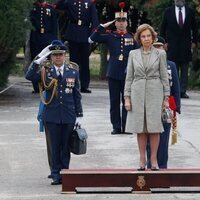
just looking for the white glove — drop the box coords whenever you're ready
[75,117,82,127]
[38,44,51,58]
[101,20,116,28]
[34,52,51,65]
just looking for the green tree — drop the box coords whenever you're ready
[0,0,32,87]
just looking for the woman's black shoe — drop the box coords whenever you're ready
[137,166,146,171]
[151,166,159,171]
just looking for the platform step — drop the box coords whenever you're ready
[61,168,200,193]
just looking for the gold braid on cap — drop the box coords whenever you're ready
[39,61,58,105]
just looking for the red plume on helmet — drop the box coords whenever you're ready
[119,2,125,10]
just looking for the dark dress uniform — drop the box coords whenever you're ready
[30,1,58,92]
[54,0,99,92]
[90,25,139,133]
[26,61,83,183]
[147,60,181,169]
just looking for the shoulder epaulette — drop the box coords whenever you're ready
[68,61,79,71]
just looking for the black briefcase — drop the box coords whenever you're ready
[70,126,88,155]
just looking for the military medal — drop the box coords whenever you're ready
[66,78,75,87]
[65,88,70,94]
[46,8,51,16]
[41,28,44,33]
[125,38,133,46]
[118,54,123,61]
[78,20,82,26]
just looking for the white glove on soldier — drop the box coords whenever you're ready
[34,52,51,65]
[75,117,82,127]
[38,44,51,57]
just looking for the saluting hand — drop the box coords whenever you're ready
[101,20,116,28]
[38,44,52,58]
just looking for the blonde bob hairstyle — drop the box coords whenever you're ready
[134,24,157,45]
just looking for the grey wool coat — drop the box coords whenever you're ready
[124,47,170,134]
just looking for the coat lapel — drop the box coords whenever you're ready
[63,64,70,80]
[172,5,179,28]
[146,47,159,70]
[134,49,144,68]
[49,65,57,79]
[183,6,189,28]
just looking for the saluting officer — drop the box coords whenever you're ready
[89,2,139,134]
[26,40,83,185]
[54,0,99,93]
[30,0,58,93]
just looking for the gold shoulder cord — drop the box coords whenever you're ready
[39,64,58,105]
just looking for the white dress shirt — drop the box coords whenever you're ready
[54,65,64,76]
[175,6,186,25]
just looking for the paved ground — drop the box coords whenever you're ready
[0,76,200,200]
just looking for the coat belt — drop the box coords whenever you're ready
[134,76,160,81]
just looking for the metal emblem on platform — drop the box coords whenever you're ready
[136,176,146,189]
[118,54,124,61]
[78,20,82,26]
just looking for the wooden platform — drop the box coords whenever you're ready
[61,168,200,193]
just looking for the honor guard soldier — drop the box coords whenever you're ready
[147,36,181,169]
[26,40,83,185]
[54,0,99,93]
[89,2,139,134]
[30,0,58,93]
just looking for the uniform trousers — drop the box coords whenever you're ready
[46,122,74,180]
[108,78,127,132]
[175,62,189,94]
[68,41,90,89]
[44,124,52,171]
[146,123,171,169]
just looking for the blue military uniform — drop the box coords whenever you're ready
[55,0,99,92]
[90,25,139,133]
[30,1,58,92]
[26,46,83,183]
[147,60,181,168]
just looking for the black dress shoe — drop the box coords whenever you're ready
[151,166,159,171]
[51,179,62,185]
[111,129,121,135]
[81,88,91,93]
[181,93,189,99]
[137,166,146,171]
[122,132,133,135]
[48,174,52,179]
[32,90,39,94]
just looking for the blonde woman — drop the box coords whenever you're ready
[124,24,170,170]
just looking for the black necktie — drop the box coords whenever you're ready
[178,7,183,28]
[57,69,62,81]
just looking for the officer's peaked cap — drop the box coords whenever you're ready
[153,36,165,46]
[49,40,67,54]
